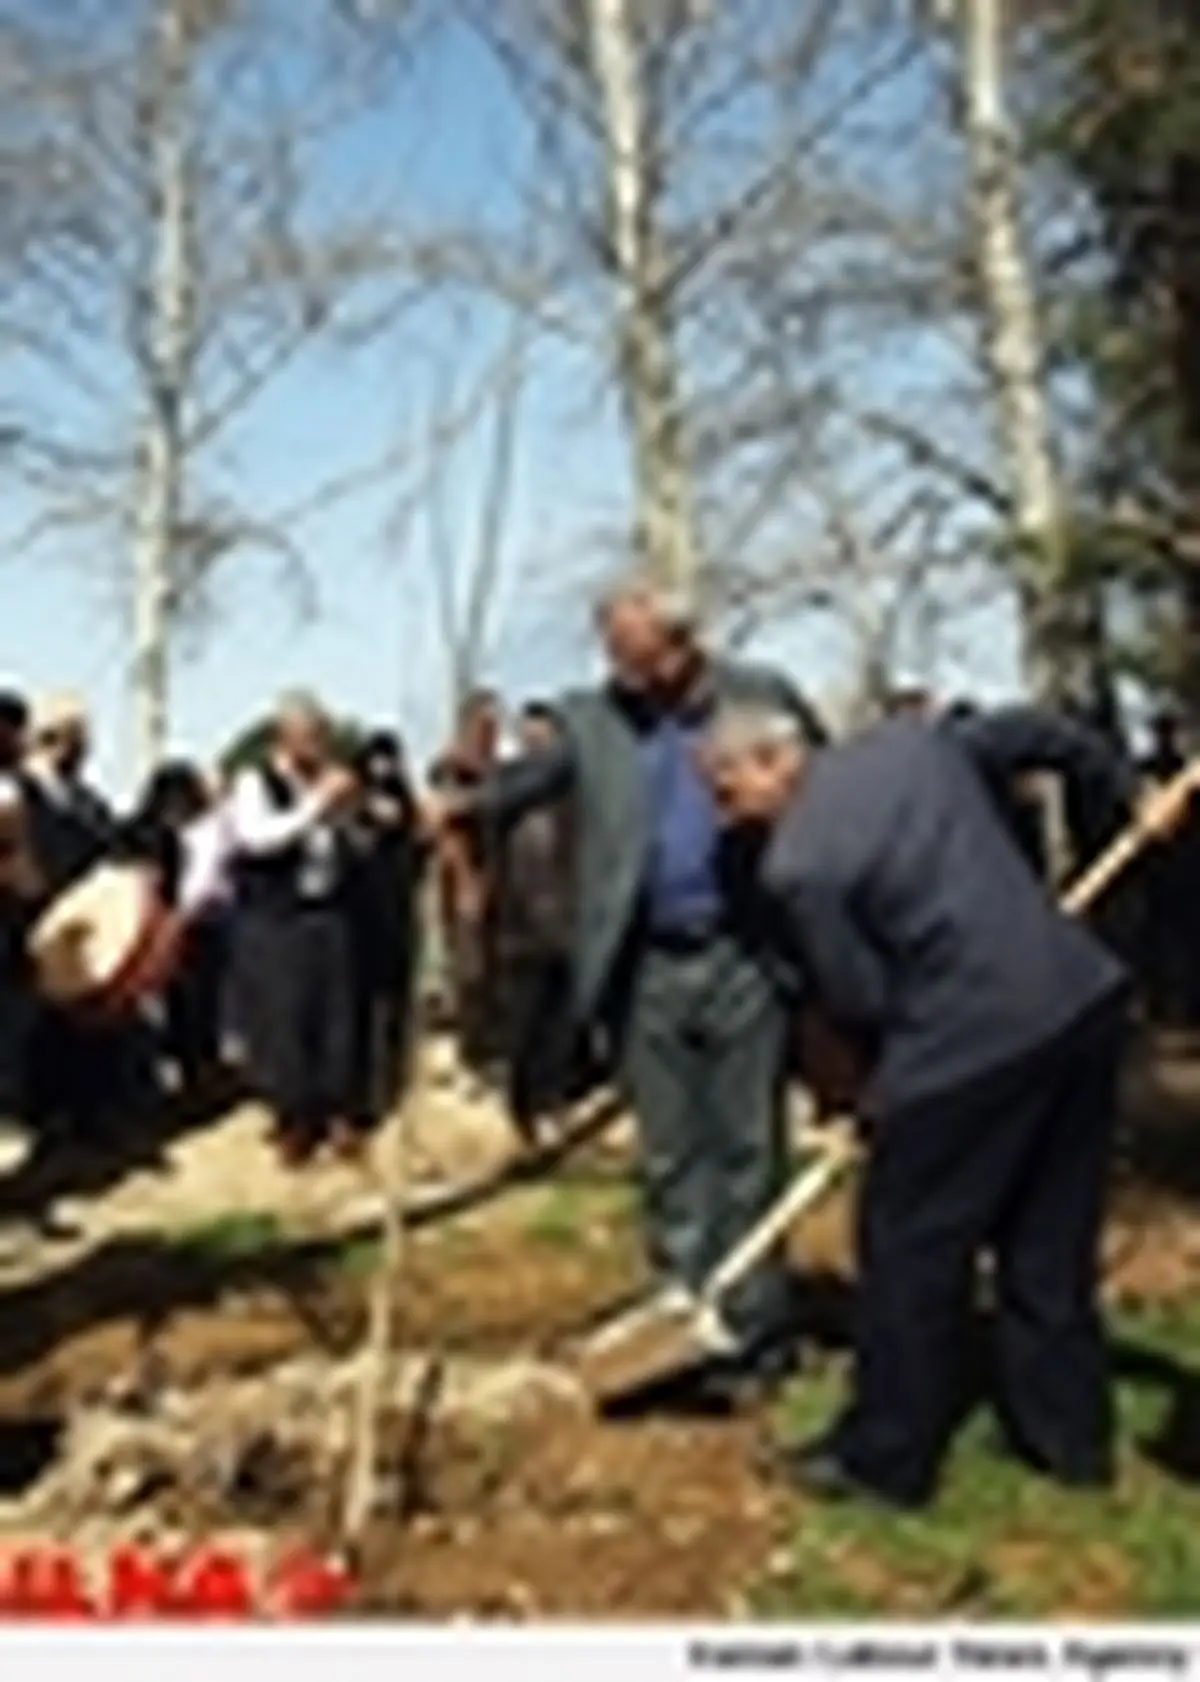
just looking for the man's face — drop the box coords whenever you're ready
[48,721,87,777]
[705,740,803,827]
[519,713,558,754]
[459,700,501,763]
[600,596,687,693]
[0,723,25,773]
[277,712,329,777]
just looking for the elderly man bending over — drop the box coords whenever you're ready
[700,695,1170,1507]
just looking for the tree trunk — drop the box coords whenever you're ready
[585,0,697,591]
[131,0,193,781]
[957,0,1103,712]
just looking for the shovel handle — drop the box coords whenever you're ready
[701,1124,859,1307]
[1059,760,1200,919]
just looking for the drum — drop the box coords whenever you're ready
[28,861,184,1020]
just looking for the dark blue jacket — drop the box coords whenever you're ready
[762,708,1132,1117]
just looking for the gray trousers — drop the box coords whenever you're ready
[616,934,791,1346]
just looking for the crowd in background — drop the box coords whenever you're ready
[0,668,1197,1186]
[0,680,584,1178]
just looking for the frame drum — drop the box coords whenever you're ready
[29,861,184,1020]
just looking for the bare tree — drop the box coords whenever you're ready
[428,1,929,628]
[0,0,420,776]
[419,316,531,722]
[936,0,1097,711]
[584,0,697,588]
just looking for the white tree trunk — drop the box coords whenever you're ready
[956,0,1068,705]
[586,0,697,590]
[131,0,193,780]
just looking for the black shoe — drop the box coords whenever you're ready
[771,1440,928,1512]
[992,1429,1113,1491]
[708,1334,803,1404]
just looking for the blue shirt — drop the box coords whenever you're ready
[639,714,723,934]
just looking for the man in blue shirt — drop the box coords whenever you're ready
[431,578,828,1389]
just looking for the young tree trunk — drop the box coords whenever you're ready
[585,0,697,591]
[131,0,193,780]
[957,0,1103,713]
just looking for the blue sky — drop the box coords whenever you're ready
[1,4,1025,801]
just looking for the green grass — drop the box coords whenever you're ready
[169,1210,288,1263]
[519,1178,638,1250]
[753,1300,1200,1619]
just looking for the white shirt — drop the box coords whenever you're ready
[178,805,234,918]
[228,764,338,901]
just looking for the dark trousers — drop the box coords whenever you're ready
[237,904,354,1140]
[26,1008,151,1142]
[504,948,576,1136]
[832,999,1124,1505]
[615,934,790,1347]
[164,912,230,1086]
[348,980,413,1132]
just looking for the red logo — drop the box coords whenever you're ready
[0,1544,354,1620]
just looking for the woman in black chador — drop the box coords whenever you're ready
[344,731,425,1148]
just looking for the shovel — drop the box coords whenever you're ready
[575,1123,860,1402]
[575,759,1199,1405]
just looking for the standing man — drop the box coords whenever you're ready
[1137,709,1199,1028]
[228,693,359,1166]
[701,699,1169,1508]
[22,692,117,895]
[497,701,579,1148]
[345,730,425,1147]
[429,579,828,1383]
[0,693,40,1153]
[429,690,506,1091]
[21,691,125,1144]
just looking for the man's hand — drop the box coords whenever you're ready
[1137,766,1200,842]
[312,765,359,815]
[419,788,471,843]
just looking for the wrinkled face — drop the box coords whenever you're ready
[599,596,685,693]
[277,710,330,777]
[704,739,803,827]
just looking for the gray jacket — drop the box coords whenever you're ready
[472,659,828,1021]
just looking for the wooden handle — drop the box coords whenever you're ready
[1059,759,1200,918]
[702,1124,859,1306]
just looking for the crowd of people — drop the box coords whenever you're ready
[0,679,584,1178]
[1,573,1199,1516]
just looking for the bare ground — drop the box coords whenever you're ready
[0,1031,1196,1617]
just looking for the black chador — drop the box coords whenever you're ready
[230,761,356,1161]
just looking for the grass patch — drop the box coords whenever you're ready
[753,1299,1200,1619]
[520,1178,637,1250]
[168,1210,289,1264]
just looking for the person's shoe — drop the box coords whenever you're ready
[991,1428,1113,1491]
[771,1439,928,1512]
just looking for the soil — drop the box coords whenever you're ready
[0,1031,1196,1618]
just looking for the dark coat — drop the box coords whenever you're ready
[762,709,1131,1119]
[21,773,117,900]
[472,658,828,1020]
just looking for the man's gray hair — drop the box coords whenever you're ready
[705,699,805,758]
[594,573,702,637]
[274,689,328,727]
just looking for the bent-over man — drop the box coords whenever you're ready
[703,700,1153,1507]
